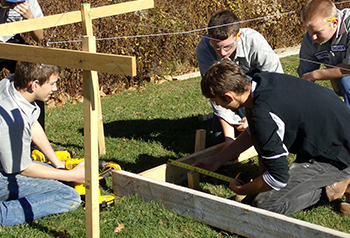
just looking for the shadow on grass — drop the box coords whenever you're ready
[25,222,61,237]
[101,116,212,172]
[103,116,212,154]
[115,154,171,174]
[54,116,211,173]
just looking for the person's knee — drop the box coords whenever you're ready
[59,186,82,211]
[252,193,289,215]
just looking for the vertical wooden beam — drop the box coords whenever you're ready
[188,129,207,190]
[81,3,106,155]
[81,4,100,238]
[97,104,106,154]
[194,129,206,153]
[187,171,200,190]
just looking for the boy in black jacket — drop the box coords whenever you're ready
[195,59,350,215]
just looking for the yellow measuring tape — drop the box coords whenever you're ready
[167,159,233,182]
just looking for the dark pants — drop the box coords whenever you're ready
[247,160,350,215]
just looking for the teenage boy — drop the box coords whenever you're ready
[298,0,350,109]
[0,61,84,226]
[197,10,283,146]
[0,0,45,130]
[195,59,350,215]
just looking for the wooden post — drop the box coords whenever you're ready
[187,171,200,190]
[194,129,206,153]
[81,4,100,237]
[188,129,207,190]
[81,4,106,156]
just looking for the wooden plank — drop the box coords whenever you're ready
[91,0,154,20]
[190,129,206,189]
[0,43,136,76]
[139,143,225,184]
[0,11,81,37]
[81,4,106,155]
[139,143,257,184]
[194,129,206,153]
[112,170,350,238]
[97,102,106,155]
[0,0,154,36]
[81,4,100,238]
[187,171,200,190]
[83,67,100,238]
[139,164,168,182]
[237,145,258,163]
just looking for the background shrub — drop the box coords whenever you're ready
[3,0,350,99]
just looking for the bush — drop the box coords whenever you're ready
[3,0,350,99]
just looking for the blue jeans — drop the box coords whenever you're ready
[249,160,350,215]
[339,75,350,109]
[0,166,81,226]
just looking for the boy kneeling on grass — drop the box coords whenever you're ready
[0,61,85,226]
[194,59,350,215]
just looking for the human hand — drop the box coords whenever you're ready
[192,156,222,174]
[55,159,66,170]
[234,117,248,131]
[71,160,85,183]
[301,71,318,82]
[13,2,34,19]
[229,179,243,194]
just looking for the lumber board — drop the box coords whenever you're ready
[90,0,154,20]
[112,170,350,238]
[0,0,154,36]
[0,43,136,76]
[81,4,100,237]
[81,6,106,155]
[187,171,200,190]
[139,143,225,183]
[139,143,257,184]
[194,129,206,153]
[83,66,100,237]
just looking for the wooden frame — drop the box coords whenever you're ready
[112,143,350,237]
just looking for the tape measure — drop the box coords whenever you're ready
[167,159,233,182]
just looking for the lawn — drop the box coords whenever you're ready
[0,55,349,237]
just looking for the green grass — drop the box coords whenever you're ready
[1,55,349,237]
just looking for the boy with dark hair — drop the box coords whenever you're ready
[0,61,84,226]
[0,0,45,130]
[195,59,350,215]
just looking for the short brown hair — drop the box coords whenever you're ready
[208,10,240,40]
[14,61,60,90]
[201,59,250,101]
[301,0,337,26]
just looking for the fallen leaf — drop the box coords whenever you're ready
[160,220,166,226]
[114,223,125,233]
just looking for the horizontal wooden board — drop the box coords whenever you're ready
[0,42,136,75]
[139,143,257,184]
[139,143,225,183]
[113,170,350,238]
[0,0,154,36]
